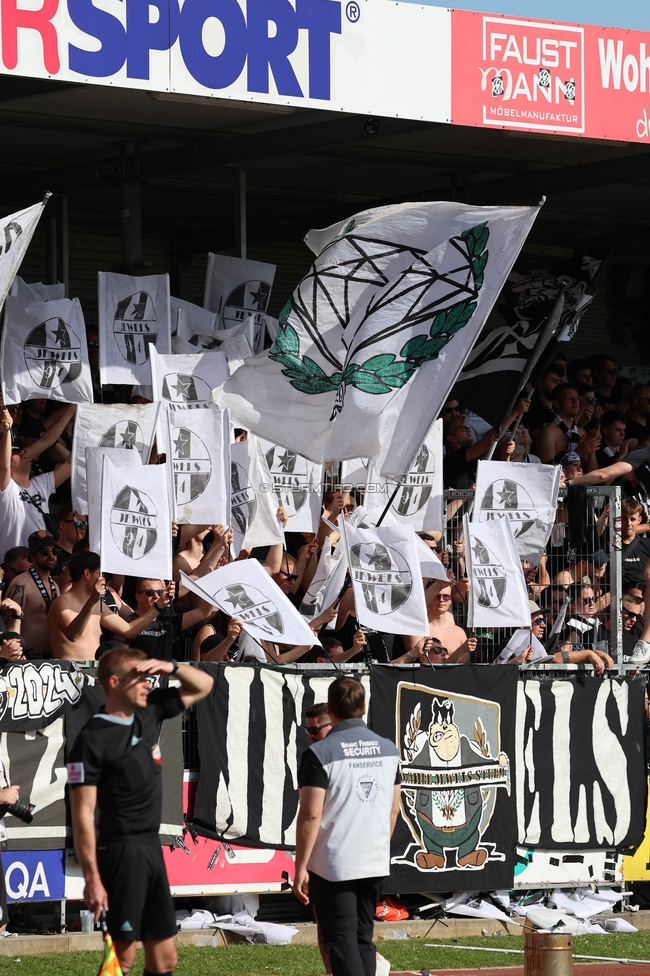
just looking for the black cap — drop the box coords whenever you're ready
[27,531,59,556]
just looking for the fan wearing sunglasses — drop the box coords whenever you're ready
[392,636,449,665]
[5,530,62,659]
[53,502,88,587]
[557,583,614,672]
[401,580,477,664]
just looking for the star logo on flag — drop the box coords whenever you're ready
[472,539,489,563]
[172,375,194,400]
[120,422,137,450]
[248,284,268,311]
[174,430,191,458]
[277,450,296,473]
[497,484,516,506]
[51,320,70,347]
[131,295,147,320]
[367,546,390,569]
[223,587,250,611]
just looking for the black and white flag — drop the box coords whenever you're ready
[517,674,646,850]
[299,538,346,626]
[86,447,142,555]
[230,436,284,556]
[175,308,253,371]
[150,347,227,411]
[364,420,443,531]
[166,405,230,525]
[473,461,561,563]
[72,402,159,514]
[464,515,530,629]
[191,663,366,846]
[203,253,275,354]
[370,665,518,892]
[1,297,93,405]
[453,254,604,428]
[10,276,65,302]
[98,271,171,385]
[100,457,172,579]
[0,199,48,317]
[260,440,323,533]
[180,560,316,648]
[171,295,217,336]
[343,522,428,636]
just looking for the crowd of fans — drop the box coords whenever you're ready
[1,350,649,671]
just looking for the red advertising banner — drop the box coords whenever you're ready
[452,9,650,142]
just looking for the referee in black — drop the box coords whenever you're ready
[68,648,213,974]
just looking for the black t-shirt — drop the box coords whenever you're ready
[595,447,620,469]
[127,606,183,660]
[68,687,185,841]
[443,447,477,489]
[626,416,648,443]
[621,535,650,586]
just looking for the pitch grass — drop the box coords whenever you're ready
[7,934,650,975]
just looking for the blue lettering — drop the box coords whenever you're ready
[66,0,341,101]
[296,0,340,99]
[127,0,180,79]
[178,0,247,89]
[247,0,302,97]
[68,0,127,76]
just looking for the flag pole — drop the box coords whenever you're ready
[484,286,566,461]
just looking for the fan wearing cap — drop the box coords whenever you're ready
[5,531,61,659]
[0,403,76,564]
[555,450,582,484]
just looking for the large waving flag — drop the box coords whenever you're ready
[0,197,49,317]
[217,201,539,478]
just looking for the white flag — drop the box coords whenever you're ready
[259,440,323,533]
[473,460,561,563]
[203,254,275,341]
[0,200,48,317]
[98,272,171,385]
[86,447,142,555]
[1,297,93,405]
[494,629,547,664]
[218,202,539,477]
[343,521,428,636]
[175,306,254,352]
[364,419,443,530]
[341,458,370,489]
[231,436,284,556]
[10,276,65,302]
[150,347,227,411]
[72,402,159,514]
[171,296,218,335]
[464,515,530,629]
[100,457,172,579]
[166,405,229,525]
[414,532,448,582]
[180,560,315,647]
[299,538,344,626]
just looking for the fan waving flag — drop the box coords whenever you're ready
[473,460,561,563]
[166,404,230,525]
[230,436,284,556]
[217,202,539,478]
[464,515,530,629]
[98,272,171,385]
[0,198,49,317]
[150,347,227,411]
[1,297,93,405]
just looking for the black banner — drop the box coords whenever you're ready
[192,663,342,847]
[0,661,101,733]
[369,665,518,892]
[517,674,647,851]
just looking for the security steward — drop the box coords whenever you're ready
[68,648,213,974]
[294,677,401,976]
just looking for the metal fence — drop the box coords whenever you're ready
[442,485,623,670]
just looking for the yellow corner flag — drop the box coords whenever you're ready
[98,914,123,976]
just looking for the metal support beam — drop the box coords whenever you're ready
[234,167,246,260]
[44,194,69,295]
[120,143,142,275]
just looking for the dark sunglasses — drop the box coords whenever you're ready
[63,518,88,529]
[36,547,60,556]
[280,571,299,582]
[582,596,595,603]
[532,616,546,625]
[306,723,331,737]
[622,607,638,619]
[428,646,448,655]
[11,446,26,455]
[142,588,164,597]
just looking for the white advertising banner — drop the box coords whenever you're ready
[1,297,93,405]
[473,460,562,563]
[464,514,530,629]
[166,405,230,525]
[98,272,171,385]
[180,560,315,647]
[86,447,142,555]
[72,402,159,514]
[100,458,173,579]
[343,521,428,636]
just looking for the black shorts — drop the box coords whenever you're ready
[97,840,176,942]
